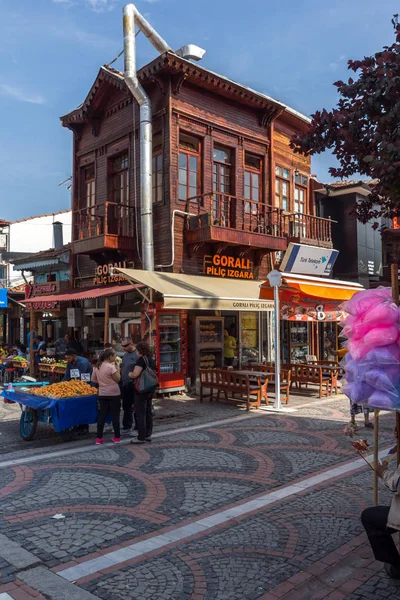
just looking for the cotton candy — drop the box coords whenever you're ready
[341,287,400,411]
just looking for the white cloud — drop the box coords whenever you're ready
[52,0,118,11]
[0,84,45,105]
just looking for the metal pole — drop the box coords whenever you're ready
[273,285,281,410]
[373,409,379,505]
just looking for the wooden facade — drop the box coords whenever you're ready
[61,53,332,282]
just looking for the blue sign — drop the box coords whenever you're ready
[0,288,8,308]
[280,243,339,277]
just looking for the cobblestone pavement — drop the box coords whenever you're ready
[0,395,399,599]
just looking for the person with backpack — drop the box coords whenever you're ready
[91,348,121,445]
[128,341,158,444]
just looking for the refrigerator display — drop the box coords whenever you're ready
[289,323,309,363]
[155,308,187,393]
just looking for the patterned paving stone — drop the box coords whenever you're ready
[144,446,257,474]
[8,515,151,564]
[2,469,146,514]
[84,555,195,600]
[175,480,255,515]
[0,557,18,584]
[40,446,134,467]
[345,571,400,599]
[0,469,15,490]
[232,429,325,448]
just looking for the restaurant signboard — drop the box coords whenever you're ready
[203,255,254,280]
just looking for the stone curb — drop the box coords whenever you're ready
[0,534,41,570]
[18,566,100,599]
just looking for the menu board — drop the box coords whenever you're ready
[241,312,257,348]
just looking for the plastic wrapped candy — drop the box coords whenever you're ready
[342,287,392,317]
[363,325,399,348]
[341,287,400,411]
[359,344,400,367]
[344,381,374,403]
[367,390,400,410]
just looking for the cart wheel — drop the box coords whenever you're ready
[20,409,38,441]
[59,428,76,442]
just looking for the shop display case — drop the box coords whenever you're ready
[195,317,224,392]
[240,312,260,366]
[287,322,310,363]
[155,309,188,393]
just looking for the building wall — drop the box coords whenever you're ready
[9,212,72,284]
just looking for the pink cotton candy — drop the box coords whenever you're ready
[348,339,373,360]
[342,287,392,317]
[364,325,399,348]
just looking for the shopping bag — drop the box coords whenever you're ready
[135,357,159,393]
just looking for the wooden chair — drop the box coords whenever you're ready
[199,369,264,411]
[284,364,331,398]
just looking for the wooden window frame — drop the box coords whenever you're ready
[275,165,290,211]
[109,153,129,205]
[81,165,95,211]
[244,153,262,214]
[152,150,163,204]
[178,133,201,202]
[294,172,308,214]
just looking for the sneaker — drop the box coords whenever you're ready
[112,437,121,444]
[130,439,145,444]
[128,430,137,438]
[145,437,152,443]
[95,438,104,445]
[122,427,132,433]
[384,563,400,579]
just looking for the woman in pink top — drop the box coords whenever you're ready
[91,348,121,445]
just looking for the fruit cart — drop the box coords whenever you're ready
[1,381,98,442]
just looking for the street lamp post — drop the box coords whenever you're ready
[267,270,283,410]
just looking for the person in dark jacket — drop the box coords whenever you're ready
[121,338,138,435]
[63,349,92,381]
[129,342,157,444]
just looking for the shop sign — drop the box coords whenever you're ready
[25,282,59,299]
[31,300,59,310]
[94,261,127,285]
[203,255,254,279]
[0,288,7,308]
[281,293,344,322]
[280,243,339,276]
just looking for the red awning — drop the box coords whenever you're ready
[25,284,136,304]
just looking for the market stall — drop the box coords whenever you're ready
[2,380,97,441]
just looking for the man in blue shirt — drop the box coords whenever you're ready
[63,349,93,382]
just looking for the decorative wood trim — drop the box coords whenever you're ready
[171,73,189,95]
[172,109,270,150]
[260,106,284,129]
[188,242,205,258]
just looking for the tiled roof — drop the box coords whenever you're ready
[328,179,378,189]
[11,244,71,266]
[11,209,71,225]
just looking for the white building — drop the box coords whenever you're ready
[7,210,72,285]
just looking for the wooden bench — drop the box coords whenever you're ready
[283,364,331,398]
[307,360,342,394]
[246,365,291,405]
[199,369,264,411]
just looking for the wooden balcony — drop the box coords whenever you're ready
[185,193,287,251]
[185,193,333,251]
[283,213,333,249]
[72,203,133,255]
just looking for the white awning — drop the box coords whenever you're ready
[116,269,274,312]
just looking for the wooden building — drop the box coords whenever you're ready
[59,52,336,384]
[61,53,332,281]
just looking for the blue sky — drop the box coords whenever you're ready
[0,0,397,220]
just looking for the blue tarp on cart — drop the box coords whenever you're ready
[2,390,99,432]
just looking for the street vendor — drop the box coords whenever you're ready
[63,349,93,382]
[361,428,400,580]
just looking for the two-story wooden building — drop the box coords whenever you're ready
[58,52,334,389]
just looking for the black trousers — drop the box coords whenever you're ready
[97,395,121,439]
[134,391,153,441]
[122,384,136,430]
[361,506,400,567]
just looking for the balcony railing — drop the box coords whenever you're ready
[73,202,132,241]
[186,192,332,245]
[186,192,284,236]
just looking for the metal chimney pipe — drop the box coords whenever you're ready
[123,4,171,272]
[53,221,63,250]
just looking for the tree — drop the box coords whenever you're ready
[291,16,400,223]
